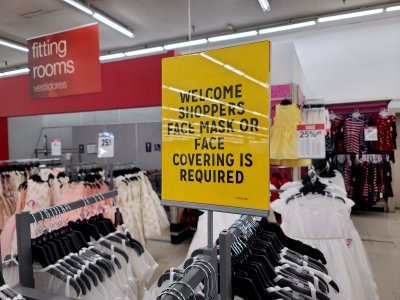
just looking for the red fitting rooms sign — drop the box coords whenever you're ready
[28,24,102,99]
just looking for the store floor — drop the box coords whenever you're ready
[352,210,400,300]
[146,211,400,299]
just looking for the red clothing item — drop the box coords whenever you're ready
[270,177,281,202]
[371,115,397,152]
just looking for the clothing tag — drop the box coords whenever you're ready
[27,199,36,208]
[65,276,71,297]
[308,282,317,300]
[346,237,353,248]
[380,192,383,198]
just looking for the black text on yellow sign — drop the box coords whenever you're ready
[162,41,270,211]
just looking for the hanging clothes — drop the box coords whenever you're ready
[344,116,368,154]
[331,117,345,154]
[272,180,379,300]
[370,114,397,162]
[113,169,169,245]
[270,103,311,166]
[30,216,157,300]
[337,155,393,209]
[0,167,115,259]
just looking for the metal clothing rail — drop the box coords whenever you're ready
[158,246,218,300]
[0,157,63,165]
[219,215,254,300]
[15,189,118,288]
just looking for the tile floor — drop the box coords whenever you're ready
[352,210,400,300]
[146,210,400,299]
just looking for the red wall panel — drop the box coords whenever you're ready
[0,51,175,117]
[0,118,9,160]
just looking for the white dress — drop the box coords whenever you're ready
[271,183,379,300]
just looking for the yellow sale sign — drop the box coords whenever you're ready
[162,41,270,211]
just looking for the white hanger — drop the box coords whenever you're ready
[379,108,389,118]
[352,109,361,119]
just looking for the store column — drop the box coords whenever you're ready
[0,117,9,160]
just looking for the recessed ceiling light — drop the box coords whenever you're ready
[2,68,30,76]
[208,31,258,42]
[259,21,316,34]
[62,0,134,38]
[93,13,134,38]
[317,8,384,22]
[63,0,92,15]
[257,0,271,12]
[0,39,29,52]
[99,53,125,61]
[163,39,208,50]
[125,47,164,57]
[386,5,400,12]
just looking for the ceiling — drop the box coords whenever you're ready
[0,0,398,69]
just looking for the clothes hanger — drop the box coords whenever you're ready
[379,108,389,117]
[280,96,292,106]
[157,270,184,287]
[237,227,329,299]
[258,219,327,264]
[351,109,361,119]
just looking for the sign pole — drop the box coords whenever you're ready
[207,210,213,248]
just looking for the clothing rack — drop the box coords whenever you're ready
[15,189,118,288]
[107,161,137,189]
[110,161,136,169]
[159,246,218,300]
[219,215,254,300]
[0,158,63,166]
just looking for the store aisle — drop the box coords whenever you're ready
[146,212,400,299]
[352,211,400,300]
[146,239,191,289]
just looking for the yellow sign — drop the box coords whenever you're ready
[162,41,270,212]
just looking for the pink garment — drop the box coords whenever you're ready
[57,181,86,223]
[1,188,27,258]
[81,181,114,223]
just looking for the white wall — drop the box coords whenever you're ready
[292,17,400,102]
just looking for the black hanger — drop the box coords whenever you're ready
[258,219,327,264]
[47,267,81,296]
[68,254,105,283]
[280,97,292,106]
[157,270,184,287]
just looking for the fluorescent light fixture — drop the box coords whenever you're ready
[257,0,271,12]
[0,39,29,52]
[125,46,164,57]
[208,30,258,42]
[93,12,134,38]
[259,21,316,34]
[318,8,384,22]
[163,39,208,50]
[2,68,30,76]
[63,0,93,15]
[386,5,400,12]
[99,53,125,61]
